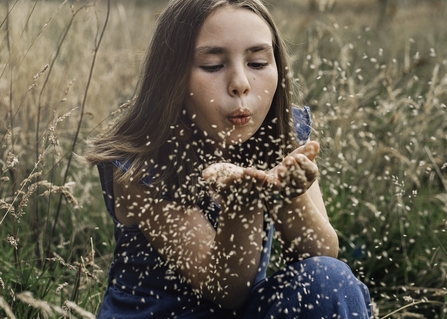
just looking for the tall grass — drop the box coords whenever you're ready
[0,0,446,318]
[275,1,447,317]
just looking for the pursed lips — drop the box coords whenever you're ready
[227,109,252,126]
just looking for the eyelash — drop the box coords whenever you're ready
[248,62,268,69]
[200,65,223,72]
[200,62,268,73]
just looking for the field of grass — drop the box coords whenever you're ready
[1,0,446,318]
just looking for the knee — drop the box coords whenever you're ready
[301,256,354,280]
[286,257,369,298]
[247,257,371,318]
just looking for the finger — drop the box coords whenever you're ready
[283,154,302,172]
[276,163,292,188]
[302,141,319,161]
[202,163,224,181]
[244,167,271,190]
[280,155,316,192]
[289,141,320,161]
[294,154,319,183]
[203,163,244,188]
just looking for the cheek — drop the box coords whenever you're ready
[184,99,201,124]
[264,74,278,105]
[185,95,215,127]
[185,77,202,114]
[187,77,214,106]
[261,68,278,95]
[270,71,279,91]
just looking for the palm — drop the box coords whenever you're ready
[202,141,320,204]
[268,141,320,199]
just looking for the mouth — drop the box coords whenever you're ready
[227,109,252,126]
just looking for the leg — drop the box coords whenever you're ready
[238,257,371,319]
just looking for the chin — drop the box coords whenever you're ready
[227,133,250,143]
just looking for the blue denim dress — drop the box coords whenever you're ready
[96,107,371,318]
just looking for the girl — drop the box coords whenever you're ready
[85,0,372,318]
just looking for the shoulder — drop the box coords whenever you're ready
[111,159,158,187]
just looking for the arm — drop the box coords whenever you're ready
[266,141,339,262]
[113,167,265,309]
[273,181,339,262]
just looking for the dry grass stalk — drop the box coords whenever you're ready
[1,170,45,224]
[0,199,14,213]
[0,296,17,319]
[18,172,42,189]
[60,78,76,102]
[75,260,102,286]
[5,235,19,250]
[48,107,79,145]
[15,182,39,220]
[39,180,80,209]
[110,97,135,116]
[28,64,49,92]
[2,152,19,173]
[16,292,52,319]
[47,252,77,271]
[380,299,445,319]
[74,238,102,284]
[55,282,69,294]
[64,301,96,319]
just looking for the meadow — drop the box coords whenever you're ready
[0,0,446,318]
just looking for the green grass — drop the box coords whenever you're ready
[1,0,446,318]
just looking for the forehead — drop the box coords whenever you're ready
[195,5,273,48]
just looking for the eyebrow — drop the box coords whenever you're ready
[195,43,273,56]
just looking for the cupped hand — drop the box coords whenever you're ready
[268,141,320,200]
[202,163,276,207]
[202,141,320,206]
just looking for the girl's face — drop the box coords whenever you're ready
[185,5,278,149]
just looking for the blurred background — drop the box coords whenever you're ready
[1,0,446,318]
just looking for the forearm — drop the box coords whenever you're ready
[270,191,339,262]
[197,203,264,308]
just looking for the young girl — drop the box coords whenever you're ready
[86,0,372,318]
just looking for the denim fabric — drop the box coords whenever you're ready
[96,162,273,319]
[293,106,312,145]
[96,107,374,318]
[98,257,371,318]
[235,256,372,318]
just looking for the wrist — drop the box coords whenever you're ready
[219,192,264,214]
[265,190,283,220]
[267,187,305,206]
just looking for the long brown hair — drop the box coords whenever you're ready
[85,0,300,205]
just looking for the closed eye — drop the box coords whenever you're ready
[200,65,223,72]
[248,62,268,69]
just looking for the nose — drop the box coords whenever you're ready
[228,65,250,97]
